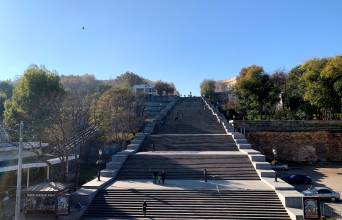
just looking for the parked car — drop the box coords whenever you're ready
[302,186,340,201]
[271,162,289,171]
[281,174,312,184]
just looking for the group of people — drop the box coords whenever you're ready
[174,110,183,121]
[151,170,166,185]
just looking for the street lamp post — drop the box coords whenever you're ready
[272,148,277,163]
[14,121,24,220]
[97,149,103,181]
[272,148,278,182]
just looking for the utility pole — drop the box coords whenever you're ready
[14,121,24,220]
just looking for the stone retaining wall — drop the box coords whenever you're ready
[231,120,342,132]
[248,131,342,162]
[230,120,342,162]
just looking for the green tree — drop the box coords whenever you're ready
[282,66,314,119]
[4,65,65,141]
[235,65,280,119]
[0,81,14,98]
[320,56,342,113]
[299,57,341,118]
[300,58,329,112]
[0,92,7,118]
[0,81,14,118]
[200,80,216,99]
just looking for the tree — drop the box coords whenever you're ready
[320,56,342,113]
[300,58,328,112]
[0,81,14,98]
[0,91,7,118]
[271,71,287,93]
[58,74,104,182]
[281,66,314,119]
[112,71,147,88]
[0,81,14,118]
[298,57,341,118]
[235,65,280,119]
[154,81,175,95]
[94,87,144,147]
[2,66,83,181]
[4,65,65,142]
[200,80,216,99]
[45,95,73,181]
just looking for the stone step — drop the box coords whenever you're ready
[126,143,140,152]
[257,169,276,178]
[235,138,248,144]
[249,154,266,162]
[111,154,128,162]
[238,143,252,149]
[117,154,260,180]
[106,161,124,169]
[253,162,272,170]
[232,132,245,139]
[100,169,118,177]
[240,149,261,155]
[83,189,290,219]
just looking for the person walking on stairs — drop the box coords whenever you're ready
[203,168,207,182]
[152,170,158,184]
[175,111,180,121]
[161,170,166,185]
[157,171,162,184]
[152,143,155,151]
[142,200,147,217]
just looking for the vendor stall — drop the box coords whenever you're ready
[24,182,70,216]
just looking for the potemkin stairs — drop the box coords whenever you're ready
[83,97,294,219]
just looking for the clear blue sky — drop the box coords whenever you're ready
[0,0,341,95]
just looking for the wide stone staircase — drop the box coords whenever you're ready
[84,189,290,219]
[141,134,238,151]
[117,154,260,180]
[83,97,290,220]
[155,98,225,134]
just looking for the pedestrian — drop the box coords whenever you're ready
[203,168,207,182]
[161,170,166,185]
[152,170,158,184]
[157,172,162,184]
[274,171,278,182]
[152,143,156,151]
[142,200,147,216]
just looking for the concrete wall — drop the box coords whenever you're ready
[231,120,342,162]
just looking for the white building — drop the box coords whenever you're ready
[132,84,157,95]
[223,77,237,91]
